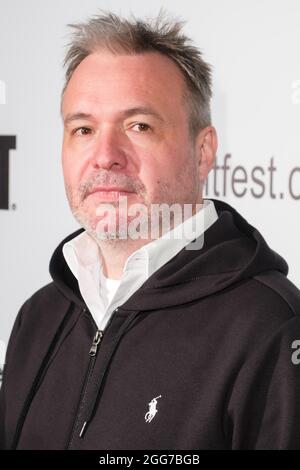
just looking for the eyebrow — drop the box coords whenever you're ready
[121,107,164,122]
[63,106,164,126]
[63,112,94,126]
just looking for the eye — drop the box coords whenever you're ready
[72,127,92,136]
[131,122,151,132]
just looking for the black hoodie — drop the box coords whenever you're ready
[1,198,300,450]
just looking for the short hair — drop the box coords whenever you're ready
[61,10,213,138]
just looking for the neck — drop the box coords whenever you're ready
[97,237,150,279]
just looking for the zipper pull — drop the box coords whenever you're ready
[89,330,103,356]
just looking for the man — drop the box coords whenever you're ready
[1,11,300,450]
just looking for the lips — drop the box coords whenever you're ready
[86,186,135,202]
[88,186,134,195]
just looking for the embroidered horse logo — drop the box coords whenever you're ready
[145,395,162,423]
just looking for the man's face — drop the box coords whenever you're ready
[61,51,208,240]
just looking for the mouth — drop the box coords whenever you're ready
[87,187,135,201]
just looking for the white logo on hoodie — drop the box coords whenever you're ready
[145,395,162,422]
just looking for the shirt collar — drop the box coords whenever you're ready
[62,230,100,280]
[124,199,218,278]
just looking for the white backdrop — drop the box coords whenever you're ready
[1,0,300,364]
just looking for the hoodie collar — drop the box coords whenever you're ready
[49,198,288,312]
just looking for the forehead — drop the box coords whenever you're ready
[61,51,187,119]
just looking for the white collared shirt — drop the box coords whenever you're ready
[62,199,218,330]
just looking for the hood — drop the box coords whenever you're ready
[49,198,288,312]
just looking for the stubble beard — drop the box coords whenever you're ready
[66,153,200,247]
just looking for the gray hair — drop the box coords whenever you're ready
[61,10,213,138]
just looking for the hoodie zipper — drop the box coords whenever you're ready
[78,329,104,437]
[66,307,118,449]
[66,306,141,449]
[88,330,103,358]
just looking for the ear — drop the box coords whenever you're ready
[195,126,218,183]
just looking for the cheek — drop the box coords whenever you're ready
[61,151,69,177]
[62,149,83,190]
[138,165,169,201]
[61,153,73,186]
[146,149,182,182]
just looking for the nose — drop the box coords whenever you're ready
[90,127,128,171]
